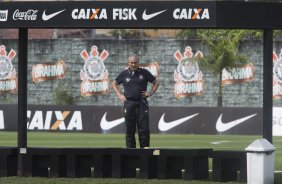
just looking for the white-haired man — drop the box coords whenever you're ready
[112,54,159,148]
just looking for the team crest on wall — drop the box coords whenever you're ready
[0,45,17,94]
[80,45,109,96]
[273,49,282,100]
[139,62,159,77]
[174,46,204,98]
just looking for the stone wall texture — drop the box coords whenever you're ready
[1,38,282,107]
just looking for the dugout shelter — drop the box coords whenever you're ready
[0,0,281,177]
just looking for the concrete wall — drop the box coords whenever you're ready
[0,38,281,107]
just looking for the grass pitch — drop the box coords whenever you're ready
[0,131,262,150]
[1,132,282,183]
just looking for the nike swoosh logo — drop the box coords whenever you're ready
[142,9,167,20]
[216,114,257,132]
[100,112,124,130]
[42,9,66,21]
[158,113,199,131]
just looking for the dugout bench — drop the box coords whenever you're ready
[110,148,158,179]
[157,148,212,180]
[21,148,111,178]
[212,150,247,182]
[0,147,17,177]
[0,147,248,182]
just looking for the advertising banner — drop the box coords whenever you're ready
[80,45,110,96]
[0,1,216,28]
[273,50,282,100]
[173,46,204,98]
[221,63,254,85]
[0,104,263,135]
[273,107,282,136]
[32,60,66,83]
[0,45,17,94]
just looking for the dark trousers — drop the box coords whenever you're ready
[124,99,150,148]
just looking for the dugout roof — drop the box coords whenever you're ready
[0,1,278,146]
[1,1,282,28]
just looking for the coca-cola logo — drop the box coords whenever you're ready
[13,9,38,20]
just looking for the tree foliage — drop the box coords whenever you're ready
[109,29,147,39]
[53,84,74,105]
[197,30,248,73]
[178,29,250,106]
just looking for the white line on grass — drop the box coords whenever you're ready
[210,141,230,145]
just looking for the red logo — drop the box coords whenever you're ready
[273,49,282,100]
[0,45,17,94]
[80,45,110,96]
[173,46,204,98]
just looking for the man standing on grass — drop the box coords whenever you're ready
[112,54,159,148]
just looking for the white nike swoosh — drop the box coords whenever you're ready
[142,9,167,20]
[42,9,66,21]
[100,112,124,130]
[158,113,199,131]
[216,114,257,132]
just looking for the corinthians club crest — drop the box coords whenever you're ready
[174,46,204,98]
[0,45,17,94]
[80,45,109,96]
[273,49,282,100]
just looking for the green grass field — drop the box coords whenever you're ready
[0,132,263,150]
[1,132,282,184]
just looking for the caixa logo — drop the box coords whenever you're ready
[13,9,38,20]
[27,111,82,131]
[0,110,4,129]
[173,8,210,20]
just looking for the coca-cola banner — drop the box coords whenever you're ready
[1,1,282,29]
[0,1,215,28]
[0,104,265,135]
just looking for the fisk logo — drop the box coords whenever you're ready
[72,8,107,20]
[72,8,137,20]
[0,110,4,129]
[112,8,137,20]
[173,8,209,20]
[27,111,82,130]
